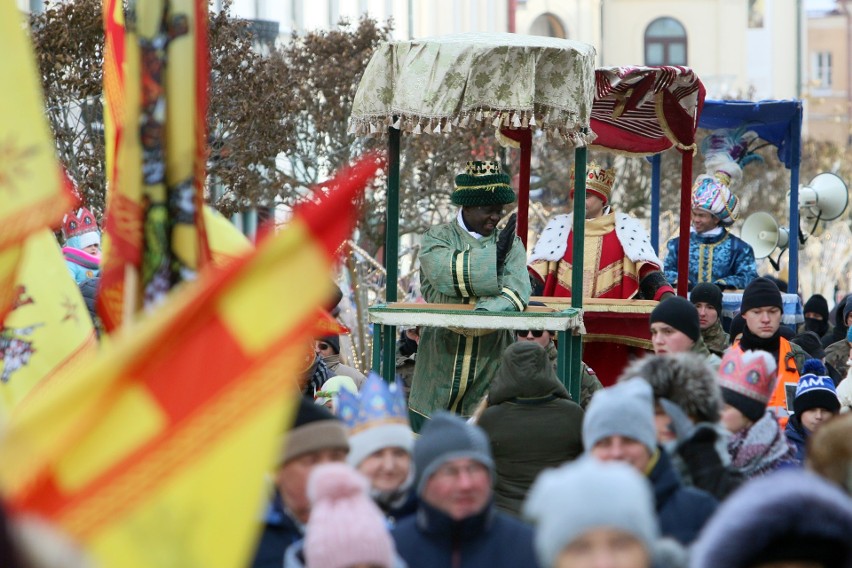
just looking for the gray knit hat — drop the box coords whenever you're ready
[583,379,657,455]
[413,412,494,496]
[524,457,659,568]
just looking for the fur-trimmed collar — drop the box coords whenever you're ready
[529,212,662,266]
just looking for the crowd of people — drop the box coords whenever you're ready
[246,156,852,568]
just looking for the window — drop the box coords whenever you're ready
[644,17,687,66]
[813,51,833,89]
[529,13,567,39]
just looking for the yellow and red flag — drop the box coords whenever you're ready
[0,155,381,567]
[98,0,210,331]
[0,0,75,323]
[0,231,97,414]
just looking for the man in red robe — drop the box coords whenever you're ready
[528,163,673,384]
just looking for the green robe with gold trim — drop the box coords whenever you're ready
[409,220,531,432]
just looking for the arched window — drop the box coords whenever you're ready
[529,13,567,39]
[644,17,687,66]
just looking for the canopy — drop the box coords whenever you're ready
[350,32,597,146]
[696,99,803,292]
[591,66,705,155]
[698,100,803,169]
[589,66,706,295]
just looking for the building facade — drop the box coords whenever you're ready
[805,1,851,146]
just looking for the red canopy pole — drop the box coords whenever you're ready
[500,128,532,250]
[677,151,692,297]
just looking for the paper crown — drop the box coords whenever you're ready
[570,162,615,204]
[452,160,516,207]
[62,207,101,250]
[337,372,408,435]
[718,349,777,405]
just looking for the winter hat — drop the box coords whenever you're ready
[524,457,658,568]
[793,360,840,417]
[847,326,852,344]
[569,162,615,204]
[803,294,830,321]
[618,353,722,423]
[790,331,825,360]
[338,373,413,468]
[690,283,723,316]
[61,207,101,250]
[451,161,516,207]
[740,277,783,314]
[649,296,700,343]
[717,349,778,422]
[807,413,852,494]
[414,411,494,496]
[281,397,349,465]
[583,379,657,456]
[691,469,852,568]
[304,463,395,568]
[319,335,340,355]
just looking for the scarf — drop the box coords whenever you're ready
[728,411,798,478]
[739,327,781,359]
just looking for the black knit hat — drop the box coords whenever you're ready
[320,335,340,355]
[740,277,783,314]
[451,161,516,207]
[650,296,700,343]
[729,313,746,339]
[802,294,830,321]
[690,283,723,315]
[791,331,825,360]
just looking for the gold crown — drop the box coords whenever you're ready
[572,162,616,201]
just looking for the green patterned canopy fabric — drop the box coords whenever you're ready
[350,32,597,146]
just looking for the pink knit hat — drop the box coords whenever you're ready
[304,463,395,568]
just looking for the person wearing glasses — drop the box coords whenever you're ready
[408,161,531,433]
[392,412,538,567]
[515,326,601,409]
[315,335,366,389]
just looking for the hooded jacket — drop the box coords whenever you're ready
[478,342,584,516]
[619,354,744,500]
[822,294,851,348]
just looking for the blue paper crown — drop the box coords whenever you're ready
[337,372,409,434]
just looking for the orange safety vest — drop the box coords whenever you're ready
[731,338,800,427]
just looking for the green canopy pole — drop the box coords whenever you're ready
[379,123,401,381]
[562,146,587,403]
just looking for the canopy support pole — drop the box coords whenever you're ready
[650,154,662,254]
[787,104,803,294]
[517,130,532,250]
[676,152,691,297]
[375,124,400,380]
[559,146,587,404]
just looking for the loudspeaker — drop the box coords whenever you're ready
[742,212,790,259]
[799,172,849,222]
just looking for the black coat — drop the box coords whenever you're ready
[649,448,718,545]
[250,495,303,568]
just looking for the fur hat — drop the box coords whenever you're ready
[619,353,721,423]
[691,469,852,568]
[524,457,659,568]
[690,283,723,315]
[718,349,778,422]
[569,162,615,204]
[583,379,657,456]
[304,463,396,568]
[451,161,515,207]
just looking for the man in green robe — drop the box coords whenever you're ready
[409,161,531,432]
